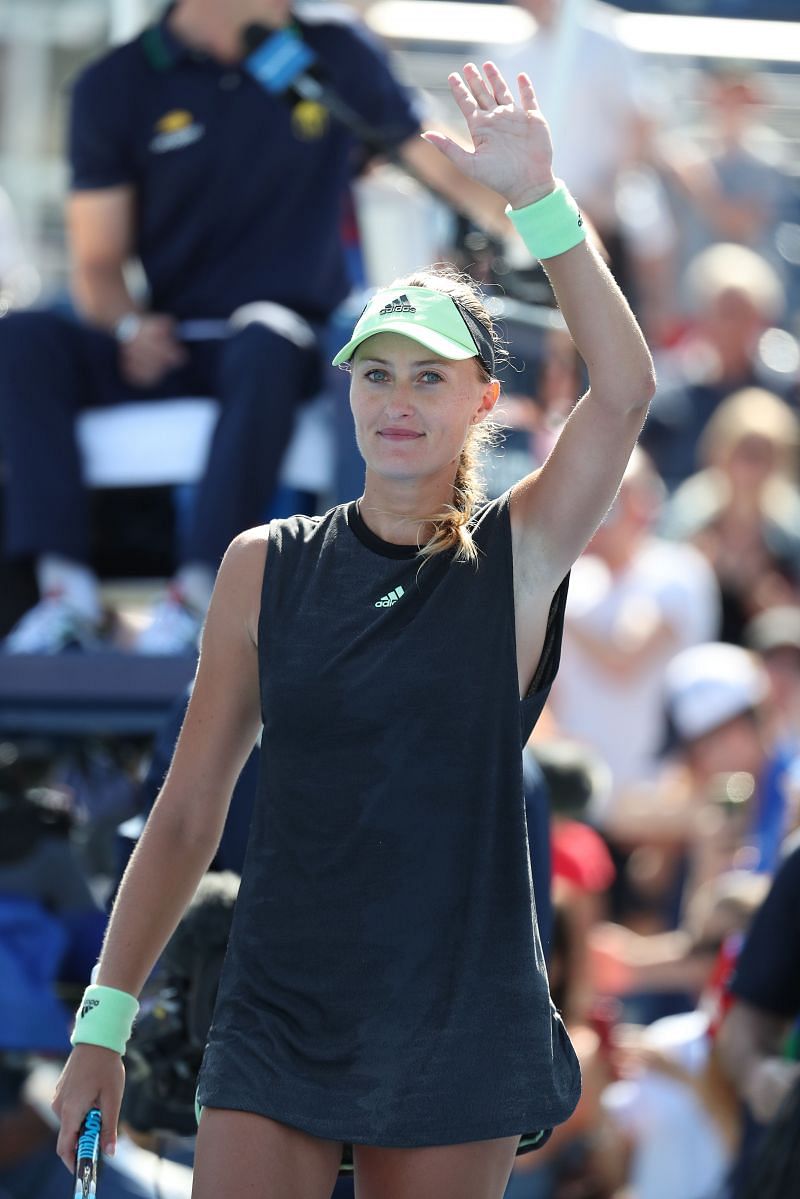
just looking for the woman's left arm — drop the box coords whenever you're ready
[424,62,656,587]
[512,236,655,584]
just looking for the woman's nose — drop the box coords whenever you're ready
[384,384,416,417]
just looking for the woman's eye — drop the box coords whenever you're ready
[364,368,388,383]
[420,370,444,384]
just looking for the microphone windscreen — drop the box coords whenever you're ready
[242,24,318,95]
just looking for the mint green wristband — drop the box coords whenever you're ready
[71,984,140,1055]
[506,180,585,261]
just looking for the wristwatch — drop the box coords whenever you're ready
[114,312,143,343]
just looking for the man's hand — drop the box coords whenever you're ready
[744,1056,800,1125]
[118,314,188,388]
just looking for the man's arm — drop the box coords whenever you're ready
[67,187,137,329]
[564,616,678,681]
[67,188,187,386]
[397,133,512,241]
[717,1000,800,1125]
[717,846,800,1123]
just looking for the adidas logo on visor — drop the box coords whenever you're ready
[379,293,416,316]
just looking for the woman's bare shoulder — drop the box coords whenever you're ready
[221,524,270,578]
[211,526,270,645]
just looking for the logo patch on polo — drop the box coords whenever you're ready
[150,110,205,153]
[379,294,415,316]
[292,100,329,140]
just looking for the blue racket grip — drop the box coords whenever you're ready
[74,1107,102,1199]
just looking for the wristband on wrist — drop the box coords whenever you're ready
[71,984,140,1055]
[506,180,585,261]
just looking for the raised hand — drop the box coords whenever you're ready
[421,62,556,211]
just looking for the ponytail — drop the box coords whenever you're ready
[417,421,496,566]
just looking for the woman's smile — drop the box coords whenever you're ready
[378,425,425,440]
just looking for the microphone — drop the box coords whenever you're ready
[242,24,319,97]
[242,24,388,152]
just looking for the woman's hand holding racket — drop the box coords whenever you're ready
[52,1043,125,1169]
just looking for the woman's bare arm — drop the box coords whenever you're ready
[96,528,265,994]
[421,62,655,684]
[53,527,266,1163]
[510,238,655,592]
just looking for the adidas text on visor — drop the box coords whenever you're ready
[332,287,495,375]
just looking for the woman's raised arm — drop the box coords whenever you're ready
[424,62,656,587]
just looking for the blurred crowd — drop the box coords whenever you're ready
[1,0,800,1196]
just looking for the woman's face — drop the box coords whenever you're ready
[686,713,764,783]
[349,332,498,482]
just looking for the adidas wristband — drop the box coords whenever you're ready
[71,984,140,1056]
[506,180,585,261]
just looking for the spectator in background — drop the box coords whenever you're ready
[548,446,719,820]
[717,843,800,1196]
[657,65,794,288]
[663,387,800,645]
[590,642,790,936]
[598,870,770,1199]
[745,606,800,755]
[485,0,679,350]
[0,0,506,655]
[530,738,616,1024]
[641,241,798,492]
[484,0,665,307]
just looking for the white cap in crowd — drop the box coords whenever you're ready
[665,642,769,743]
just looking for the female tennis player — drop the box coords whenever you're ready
[53,62,655,1199]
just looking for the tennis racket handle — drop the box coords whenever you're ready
[74,1107,102,1199]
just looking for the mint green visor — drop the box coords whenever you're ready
[332,287,494,371]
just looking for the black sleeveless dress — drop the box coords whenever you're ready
[196,490,580,1175]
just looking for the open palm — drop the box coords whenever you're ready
[423,62,556,211]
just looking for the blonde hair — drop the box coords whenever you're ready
[699,387,800,477]
[685,242,785,321]
[387,265,505,566]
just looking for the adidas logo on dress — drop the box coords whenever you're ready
[375,585,405,608]
[379,293,416,316]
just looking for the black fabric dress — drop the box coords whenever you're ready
[196,490,581,1175]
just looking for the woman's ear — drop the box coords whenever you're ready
[474,379,501,423]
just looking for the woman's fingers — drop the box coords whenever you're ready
[452,62,539,124]
[462,61,497,111]
[447,71,479,123]
[517,72,540,112]
[55,1101,85,1170]
[483,61,514,107]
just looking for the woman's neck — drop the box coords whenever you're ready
[359,471,458,546]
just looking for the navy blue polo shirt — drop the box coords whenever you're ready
[68,5,421,320]
[729,843,800,1019]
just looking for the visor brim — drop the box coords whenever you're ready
[331,323,478,367]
